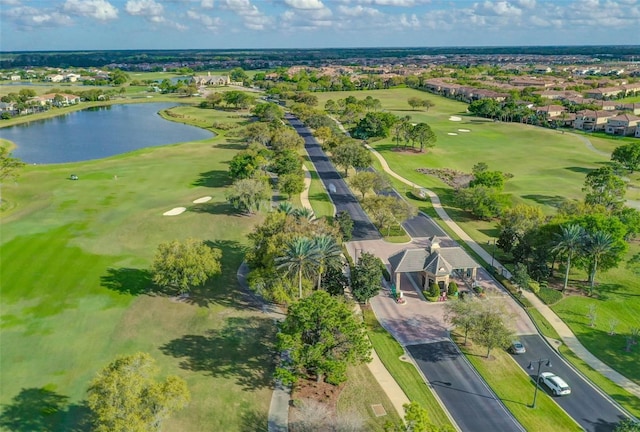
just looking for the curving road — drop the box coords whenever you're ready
[286,114,381,241]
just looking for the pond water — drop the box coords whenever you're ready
[0,102,213,164]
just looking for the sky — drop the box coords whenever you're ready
[0,0,639,52]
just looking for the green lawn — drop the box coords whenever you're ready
[454,335,582,432]
[0,105,275,431]
[303,159,335,219]
[363,309,453,429]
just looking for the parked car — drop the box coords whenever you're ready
[539,372,571,396]
[510,340,526,354]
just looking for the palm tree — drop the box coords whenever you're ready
[584,230,614,296]
[312,235,342,290]
[294,207,315,222]
[276,237,320,299]
[276,201,294,215]
[552,224,585,292]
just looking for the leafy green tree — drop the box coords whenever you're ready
[243,122,272,145]
[252,102,284,122]
[151,238,222,294]
[511,263,531,292]
[225,177,271,214]
[351,252,383,304]
[0,147,25,203]
[471,307,514,358]
[276,236,320,299]
[583,166,626,211]
[270,149,302,176]
[408,97,423,110]
[223,90,253,109]
[279,172,305,199]
[229,67,248,83]
[410,122,437,153]
[276,291,371,385]
[322,265,348,296]
[332,142,372,176]
[87,352,189,432]
[470,170,507,190]
[352,111,399,139]
[314,125,333,144]
[456,185,510,220]
[205,92,223,108]
[229,151,261,180]
[362,195,416,236]
[552,224,586,292]
[497,204,545,253]
[444,298,478,345]
[611,142,640,173]
[348,171,380,199]
[335,210,354,241]
[271,128,304,152]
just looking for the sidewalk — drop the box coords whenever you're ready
[364,143,640,399]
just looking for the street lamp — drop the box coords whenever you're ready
[527,358,552,408]
[487,240,497,270]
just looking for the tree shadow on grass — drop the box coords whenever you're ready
[214,142,246,150]
[521,194,567,208]
[160,316,276,391]
[100,268,153,296]
[0,388,91,432]
[241,408,268,432]
[192,170,232,188]
[565,166,594,174]
[189,201,239,216]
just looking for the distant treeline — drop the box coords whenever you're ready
[1,46,639,69]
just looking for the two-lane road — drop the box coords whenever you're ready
[512,335,628,432]
[286,114,381,241]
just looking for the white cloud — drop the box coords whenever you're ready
[477,1,523,17]
[186,9,221,30]
[284,0,325,9]
[63,0,118,21]
[0,0,22,5]
[5,5,73,29]
[220,0,272,30]
[514,0,536,8]
[125,0,164,17]
[337,5,381,16]
[201,0,214,8]
[335,0,428,6]
[399,12,419,27]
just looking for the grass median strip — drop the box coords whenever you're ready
[303,160,335,219]
[363,308,454,429]
[453,334,582,432]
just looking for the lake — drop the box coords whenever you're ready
[0,102,214,164]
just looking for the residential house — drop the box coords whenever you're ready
[636,128,640,138]
[533,65,552,74]
[573,110,617,131]
[10,75,21,81]
[535,105,566,119]
[45,74,64,83]
[33,93,81,107]
[605,114,640,136]
[617,103,640,115]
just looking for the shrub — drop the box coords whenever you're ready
[473,285,484,294]
[537,287,563,305]
[378,258,391,282]
[429,283,439,297]
[423,291,439,302]
[447,281,458,296]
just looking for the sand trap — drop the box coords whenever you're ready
[449,116,462,121]
[192,196,212,204]
[163,207,186,216]
[447,132,458,136]
[458,129,471,132]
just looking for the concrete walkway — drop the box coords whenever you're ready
[365,143,640,399]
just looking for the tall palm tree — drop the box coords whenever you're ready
[584,230,614,296]
[275,237,320,299]
[552,224,586,292]
[312,235,343,290]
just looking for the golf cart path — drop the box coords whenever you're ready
[365,143,640,399]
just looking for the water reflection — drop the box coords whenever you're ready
[0,102,213,164]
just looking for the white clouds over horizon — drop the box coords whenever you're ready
[0,0,638,50]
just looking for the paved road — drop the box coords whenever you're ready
[286,114,381,241]
[408,342,524,432]
[513,335,628,432]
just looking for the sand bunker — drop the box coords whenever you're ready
[449,116,462,121]
[193,196,212,204]
[447,132,458,136]
[163,207,186,216]
[458,129,470,132]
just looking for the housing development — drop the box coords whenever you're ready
[1,46,639,432]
